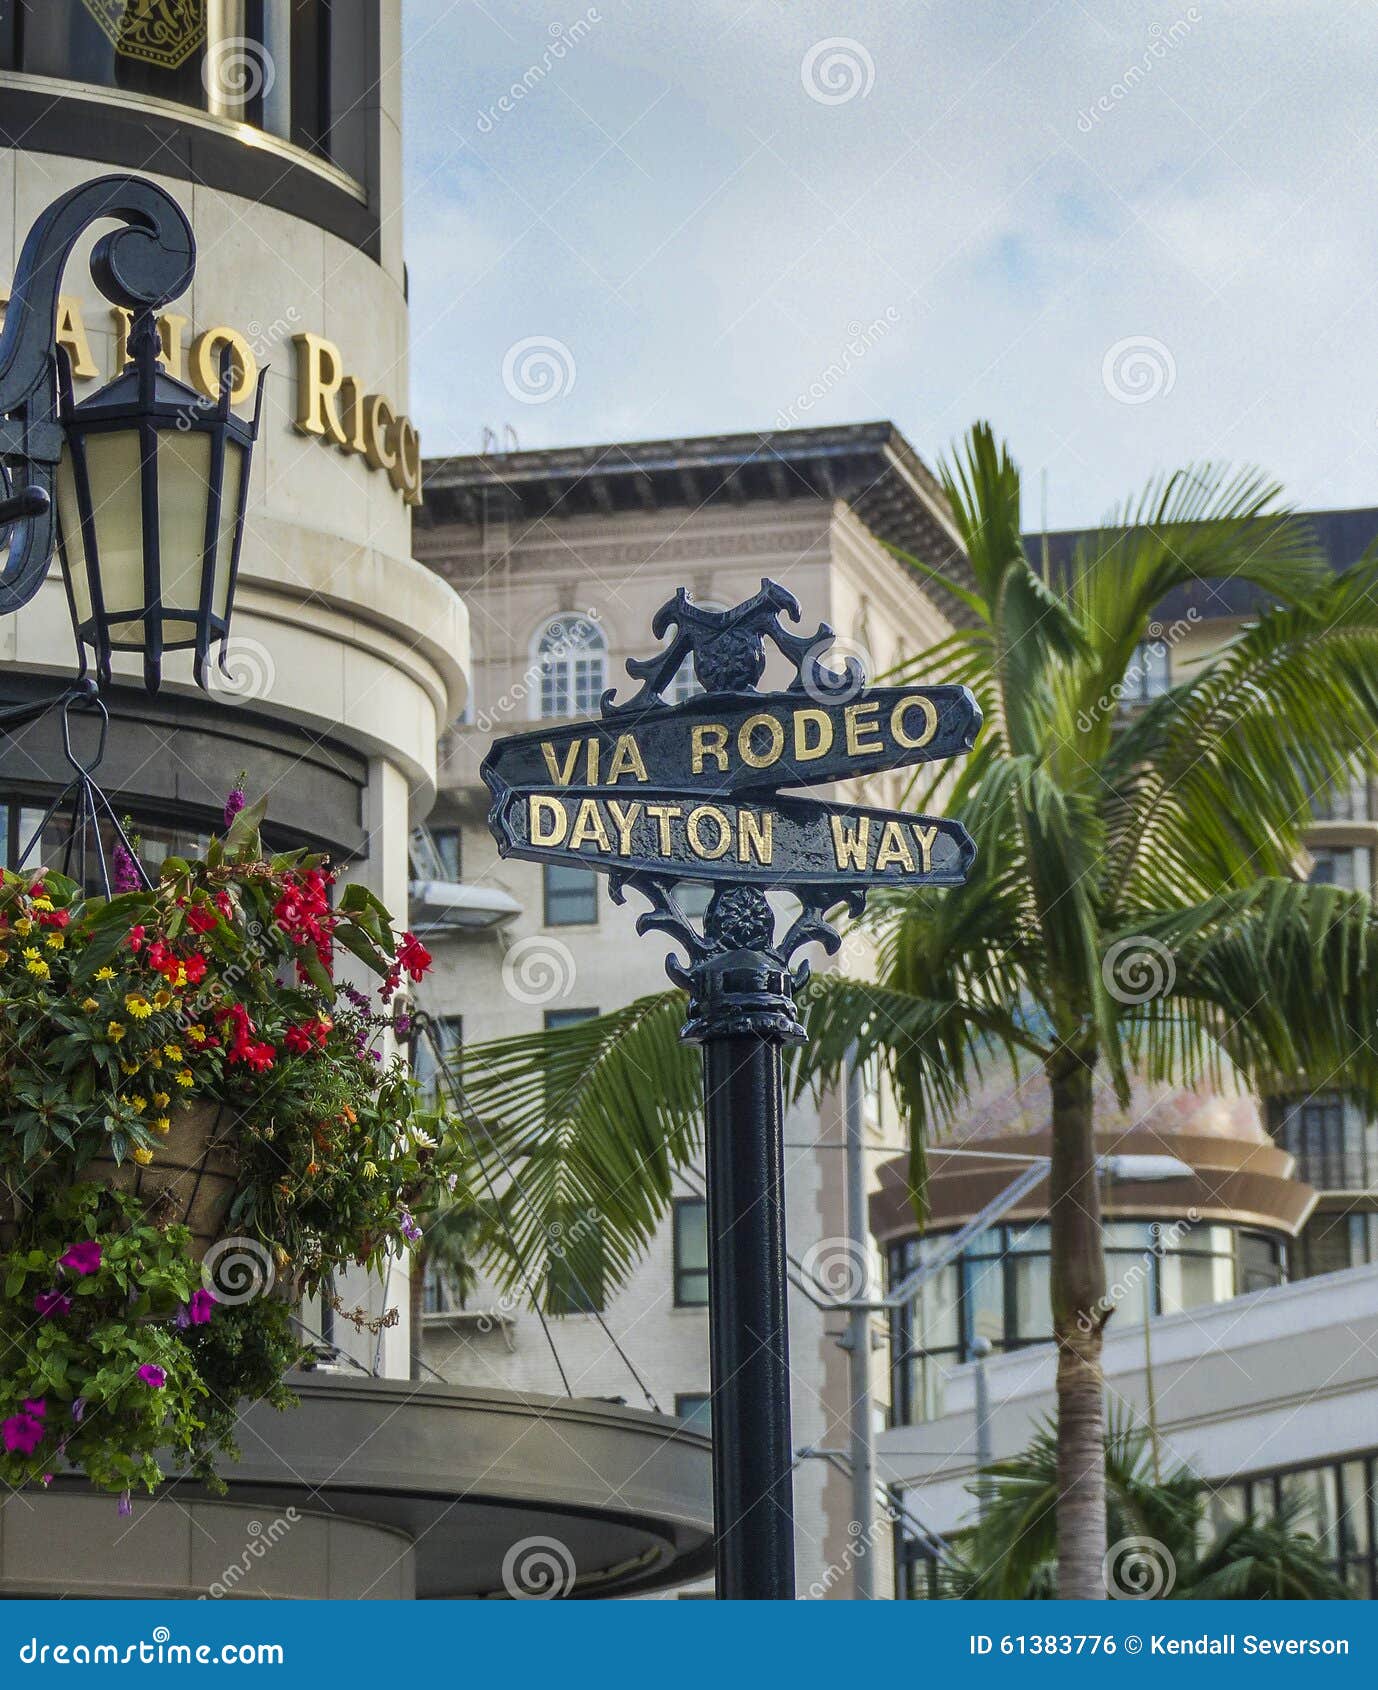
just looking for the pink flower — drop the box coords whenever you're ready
[188,1289,216,1325]
[2,1412,43,1455]
[33,1291,71,1318]
[136,1365,166,1389]
[58,1241,102,1276]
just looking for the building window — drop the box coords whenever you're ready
[535,614,606,719]
[673,1199,709,1307]
[1309,766,1371,823]
[1121,638,1171,705]
[1309,846,1372,891]
[0,797,209,891]
[1208,1452,1378,1597]
[544,1008,598,1030]
[886,1218,1286,1426]
[8,3,370,177]
[546,1213,605,1315]
[412,1015,461,1104]
[675,1393,712,1432]
[431,826,462,882]
[544,862,598,925]
[1270,1093,1374,1196]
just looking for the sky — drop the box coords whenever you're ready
[401,0,1378,530]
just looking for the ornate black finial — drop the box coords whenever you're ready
[601,578,863,717]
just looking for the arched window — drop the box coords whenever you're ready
[535,614,606,719]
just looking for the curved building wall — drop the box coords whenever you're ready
[0,2,470,1375]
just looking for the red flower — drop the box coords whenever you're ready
[37,908,69,929]
[187,905,218,934]
[182,953,207,985]
[127,925,147,952]
[283,1025,313,1055]
[397,932,432,983]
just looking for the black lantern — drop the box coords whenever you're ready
[54,314,265,696]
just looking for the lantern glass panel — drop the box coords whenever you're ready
[155,425,213,647]
[60,429,146,640]
[213,438,247,622]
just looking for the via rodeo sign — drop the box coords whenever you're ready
[484,581,981,898]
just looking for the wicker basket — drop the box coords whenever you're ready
[83,1098,239,1262]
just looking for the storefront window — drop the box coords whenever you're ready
[4,2,369,178]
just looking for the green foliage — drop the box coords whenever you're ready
[942,1419,1350,1600]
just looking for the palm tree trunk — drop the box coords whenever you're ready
[1047,1049,1107,1599]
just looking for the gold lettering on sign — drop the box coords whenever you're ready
[646,804,683,854]
[691,724,729,774]
[794,708,832,762]
[606,734,648,783]
[911,824,938,873]
[338,374,371,456]
[529,795,568,846]
[540,741,580,785]
[191,327,258,406]
[686,806,732,859]
[294,333,351,446]
[363,393,398,472]
[738,809,774,865]
[830,815,870,871]
[874,822,915,873]
[892,695,938,750]
[569,799,611,851]
[737,712,785,770]
[845,700,884,757]
[392,415,424,507]
[607,800,643,854]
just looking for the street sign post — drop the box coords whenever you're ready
[482,578,979,1600]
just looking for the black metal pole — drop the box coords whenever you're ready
[702,1030,795,1600]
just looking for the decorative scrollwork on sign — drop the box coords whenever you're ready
[601,578,863,716]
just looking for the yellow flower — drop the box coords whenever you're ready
[187,1026,208,1045]
[362,1161,379,1179]
[0,951,8,966]
[175,1069,194,1088]
[94,966,115,982]
[120,1060,140,1076]
[152,1116,170,1135]
[152,991,173,1011]
[131,1145,154,1165]
[124,993,153,1020]
[106,1021,126,1043]
[152,1091,170,1109]
[128,1096,147,1112]
[24,951,49,980]
[30,897,53,912]
[81,996,99,1013]
[163,1043,182,1060]
[44,934,64,951]
[13,917,32,936]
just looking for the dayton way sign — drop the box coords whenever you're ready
[482,580,980,1601]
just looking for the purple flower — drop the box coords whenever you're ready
[342,984,371,1012]
[118,1490,132,1518]
[70,1398,87,1425]
[399,1210,422,1244]
[39,1473,52,1487]
[2,1413,43,1455]
[111,843,141,894]
[33,1291,71,1319]
[58,1241,102,1277]
[175,1289,216,1330]
[22,1399,45,1419]
[136,1365,166,1389]
[393,1014,412,1038]
[223,781,246,828]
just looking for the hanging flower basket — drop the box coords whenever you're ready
[0,792,464,1503]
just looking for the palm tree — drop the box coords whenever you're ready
[462,424,1378,1596]
[941,1418,1350,1600]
